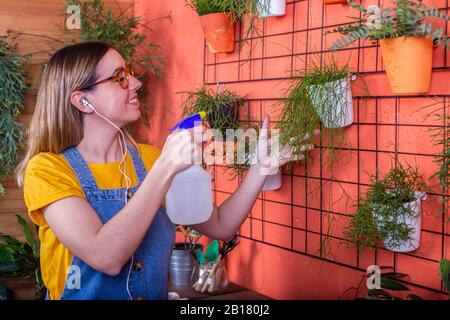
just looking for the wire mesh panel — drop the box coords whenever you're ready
[204,0,450,295]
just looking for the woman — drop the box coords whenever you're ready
[16,41,314,300]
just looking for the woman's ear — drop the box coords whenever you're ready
[70,91,94,114]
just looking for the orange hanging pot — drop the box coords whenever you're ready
[380,36,434,94]
[199,12,235,54]
[324,0,348,4]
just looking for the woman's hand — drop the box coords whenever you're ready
[256,114,318,175]
[158,126,206,176]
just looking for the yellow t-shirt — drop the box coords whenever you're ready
[23,143,161,300]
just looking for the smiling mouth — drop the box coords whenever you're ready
[129,97,139,104]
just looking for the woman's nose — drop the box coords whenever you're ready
[129,75,142,92]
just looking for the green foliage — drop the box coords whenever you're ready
[185,0,267,49]
[329,0,450,50]
[339,266,423,300]
[277,56,350,163]
[185,0,224,16]
[66,0,165,129]
[175,225,202,250]
[0,215,43,293]
[181,87,243,139]
[346,163,428,251]
[0,37,27,197]
[186,0,266,21]
[439,259,450,297]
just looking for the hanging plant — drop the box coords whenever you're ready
[0,37,27,197]
[181,86,243,140]
[185,0,267,53]
[277,56,354,164]
[66,0,166,130]
[346,163,429,253]
[328,0,450,94]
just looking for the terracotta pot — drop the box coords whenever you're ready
[324,0,348,4]
[380,36,433,94]
[199,12,235,54]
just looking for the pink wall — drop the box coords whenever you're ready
[136,0,449,299]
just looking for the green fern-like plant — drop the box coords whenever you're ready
[0,37,27,197]
[329,0,450,50]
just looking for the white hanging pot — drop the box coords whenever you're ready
[262,169,282,191]
[372,191,427,253]
[257,0,286,18]
[306,77,354,129]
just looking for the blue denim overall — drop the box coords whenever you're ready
[59,145,175,300]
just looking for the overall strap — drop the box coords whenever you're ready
[127,144,147,185]
[62,146,98,192]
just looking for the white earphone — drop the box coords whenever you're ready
[80,96,131,202]
[80,96,135,300]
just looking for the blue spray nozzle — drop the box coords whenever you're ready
[170,111,206,131]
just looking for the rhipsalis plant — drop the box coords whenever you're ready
[329,0,450,50]
[181,87,243,139]
[0,37,27,197]
[346,163,429,251]
[277,56,351,164]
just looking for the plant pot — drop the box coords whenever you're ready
[169,243,203,286]
[208,103,240,140]
[257,0,286,18]
[262,169,282,191]
[0,275,44,300]
[380,36,433,94]
[199,12,235,54]
[372,191,427,253]
[306,77,354,128]
[324,0,348,4]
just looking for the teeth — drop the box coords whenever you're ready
[129,97,138,103]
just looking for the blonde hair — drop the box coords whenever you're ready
[16,41,139,187]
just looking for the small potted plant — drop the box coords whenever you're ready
[277,56,353,165]
[304,58,354,129]
[185,0,265,53]
[256,0,286,18]
[0,215,45,300]
[329,0,450,94]
[181,86,243,141]
[185,0,236,53]
[170,225,203,286]
[346,164,429,253]
[339,266,423,300]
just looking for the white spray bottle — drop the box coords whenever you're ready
[165,112,213,225]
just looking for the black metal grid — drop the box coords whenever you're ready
[203,0,450,296]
